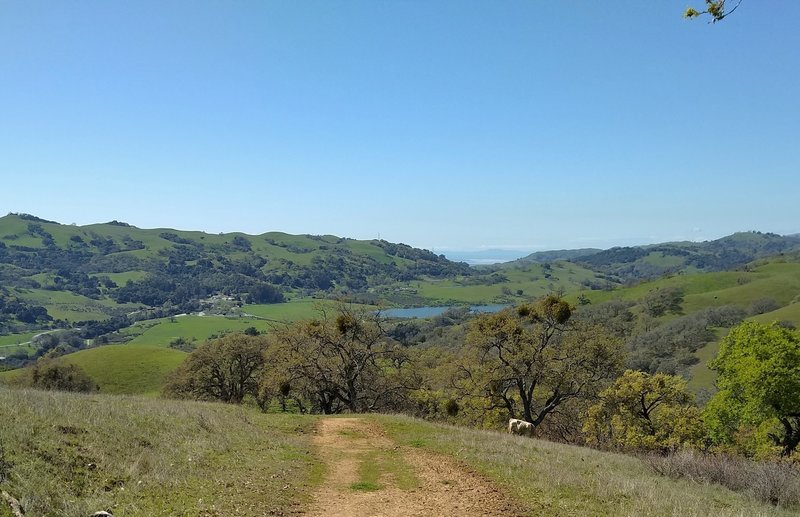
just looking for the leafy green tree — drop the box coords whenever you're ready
[459,295,625,430]
[639,286,683,317]
[265,304,408,414]
[584,370,704,451]
[164,333,267,403]
[704,322,800,457]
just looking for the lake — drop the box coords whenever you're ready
[378,304,508,319]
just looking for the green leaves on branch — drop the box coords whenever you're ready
[584,370,704,451]
[461,295,625,431]
[684,0,743,23]
[704,322,800,457]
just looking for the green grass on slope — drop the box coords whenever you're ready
[751,302,800,327]
[687,328,730,394]
[0,344,34,358]
[126,316,272,347]
[690,304,800,394]
[683,262,800,313]
[90,270,150,285]
[13,288,137,322]
[0,331,40,347]
[0,388,320,517]
[242,299,336,321]
[407,262,602,305]
[59,345,187,395]
[569,262,800,313]
[377,415,795,516]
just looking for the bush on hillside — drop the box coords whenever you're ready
[749,297,780,315]
[15,360,97,393]
[645,450,800,509]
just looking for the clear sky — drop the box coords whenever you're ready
[1,1,798,252]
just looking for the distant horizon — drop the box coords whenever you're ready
[3,211,795,260]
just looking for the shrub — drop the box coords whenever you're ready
[16,360,97,393]
[645,449,800,508]
[749,297,780,315]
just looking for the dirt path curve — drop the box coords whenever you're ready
[306,417,522,516]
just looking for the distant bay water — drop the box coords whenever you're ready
[379,304,507,319]
[441,249,533,265]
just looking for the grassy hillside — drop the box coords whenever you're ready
[388,261,607,305]
[0,213,469,312]
[567,261,800,309]
[0,388,319,516]
[688,301,800,394]
[12,287,138,322]
[2,388,793,516]
[125,316,272,348]
[59,345,188,395]
[378,415,796,516]
[566,232,800,281]
[0,345,187,395]
[0,332,39,348]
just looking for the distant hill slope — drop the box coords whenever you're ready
[498,248,602,268]
[0,213,471,328]
[502,232,800,282]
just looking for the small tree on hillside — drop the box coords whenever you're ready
[16,360,97,393]
[164,333,267,403]
[458,295,625,430]
[583,370,704,451]
[639,287,684,318]
[265,304,408,414]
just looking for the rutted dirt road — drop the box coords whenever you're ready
[306,417,522,516]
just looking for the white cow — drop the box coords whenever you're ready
[507,418,534,437]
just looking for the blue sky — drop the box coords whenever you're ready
[1,1,798,252]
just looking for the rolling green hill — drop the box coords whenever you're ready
[576,232,800,280]
[2,213,799,401]
[0,344,187,395]
[502,231,800,282]
[0,213,471,304]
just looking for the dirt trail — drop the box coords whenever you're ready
[306,417,521,517]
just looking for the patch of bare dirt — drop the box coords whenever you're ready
[306,417,523,516]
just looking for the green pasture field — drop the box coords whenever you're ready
[687,328,730,394]
[0,343,35,358]
[689,303,800,394]
[751,302,800,326]
[242,299,376,321]
[0,331,40,347]
[90,270,150,284]
[0,343,187,396]
[126,315,273,348]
